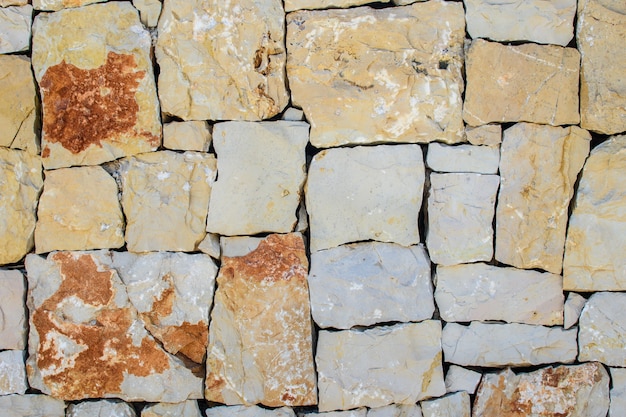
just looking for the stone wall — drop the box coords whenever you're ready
[1,0,625,416]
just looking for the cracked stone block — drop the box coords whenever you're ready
[67,400,136,417]
[141,401,202,417]
[444,365,481,395]
[163,121,212,152]
[0,394,66,417]
[0,270,27,350]
[0,350,27,395]
[421,391,470,417]
[578,292,626,366]
[0,5,32,54]
[465,124,501,146]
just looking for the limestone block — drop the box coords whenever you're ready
[156,0,288,121]
[35,166,125,253]
[32,2,160,169]
[421,391,470,417]
[206,406,296,417]
[610,368,626,417]
[465,124,501,146]
[0,5,32,54]
[474,363,610,417]
[317,321,445,411]
[285,0,390,12]
[444,365,481,394]
[206,121,308,236]
[206,234,317,407]
[282,107,304,121]
[0,55,39,154]
[220,236,264,258]
[442,322,577,367]
[463,39,580,126]
[309,242,434,329]
[435,263,564,325]
[564,292,586,329]
[427,173,499,265]
[142,401,202,417]
[287,1,465,147]
[163,121,211,152]
[496,123,590,274]
[306,145,424,252]
[563,135,626,290]
[0,350,27,395]
[132,0,161,27]
[119,150,216,252]
[578,0,626,134]
[0,394,66,417]
[198,233,221,260]
[67,400,136,417]
[0,148,43,265]
[426,143,499,174]
[579,292,626,366]
[33,0,106,11]
[112,252,218,363]
[25,251,203,401]
[464,0,576,46]
[367,404,422,417]
[0,270,26,350]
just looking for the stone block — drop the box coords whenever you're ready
[367,404,422,417]
[0,394,65,417]
[132,0,161,27]
[0,270,27,350]
[465,124,501,146]
[444,365,481,395]
[33,0,106,11]
[579,292,626,366]
[67,400,136,417]
[285,0,389,12]
[142,401,202,417]
[564,292,586,329]
[163,121,211,152]
[0,5,32,54]
[206,405,296,417]
[426,143,499,174]
[0,350,27,395]
[421,391,470,417]
[610,368,626,417]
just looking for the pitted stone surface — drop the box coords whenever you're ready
[0,5,32,54]
[0,394,66,417]
[0,350,27,395]
[578,292,626,366]
[67,400,136,417]
[0,270,27,350]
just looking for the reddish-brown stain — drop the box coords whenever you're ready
[39,51,158,155]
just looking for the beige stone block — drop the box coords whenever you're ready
[32,2,161,169]
[426,143,500,174]
[132,0,161,27]
[463,39,580,126]
[0,270,27,350]
[33,0,106,11]
[465,124,501,146]
[0,0,28,5]
[163,121,211,152]
[421,391,470,417]
[0,5,32,54]
[287,1,465,147]
[496,123,590,274]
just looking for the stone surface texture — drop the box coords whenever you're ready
[67,400,136,417]
[563,135,626,290]
[35,166,125,253]
[205,234,317,407]
[444,365,482,394]
[367,404,422,417]
[577,0,626,134]
[163,121,212,152]
[0,270,27,349]
[308,242,434,329]
[465,124,501,146]
[316,321,445,411]
[119,150,216,252]
[473,362,610,417]
[421,391,470,417]
[132,0,161,27]
[564,293,586,329]
[156,0,288,120]
[442,322,577,367]
[0,350,27,395]
[0,5,32,54]
[578,292,626,366]
[427,173,499,265]
[32,2,160,169]
[306,145,424,252]
[464,0,576,46]
[33,0,106,11]
[0,394,66,417]
[463,40,580,126]
[25,251,202,401]
[287,1,466,147]
[285,0,389,12]
[496,123,590,274]
[206,405,297,417]
[435,263,564,325]
[206,122,308,236]
[142,401,203,417]
[426,143,500,174]
[0,148,43,265]
[609,368,626,417]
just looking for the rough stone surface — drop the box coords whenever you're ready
[578,0,626,134]
[205,233,317,407]
[421,391,470,417]
[206,122,308,236]
[198,233,221,260]
[427,173,499,265]
[473,363,610,417]
[435,263,564,325]
[309,242,434,329]
[300,411,366,417]
[206,405,297,417]
[25,251,203,401]
[132,0,161,27]
[306,145,424,252]
[564,293,586,329]
[464,0,576,46]
[578,292,626,366]
[283,107,304,121]
[444,365,482,395]
[0,5,32,54]
[112,252,218,363]
[32,2,160,169]
[609,368,626,417]
[463,39,580,126]
[0,270,27,350]
[142,401,202,417]
[316,321,445,411]
[496,123,590,274]
[156,0,288,121]
[119,150,216,252]
[0,148,43,265]
[0,0,28,5]
[0,55,39,154]
[426,143,500,174]
[33,0,106,11]
[465,124,501,146]
[35,166,125,254]
[442,322,577,367]
[67,400,136,417]
[0,394,66,417]
[563,135,626,290]
[367,404,422,417]
[0,350,27,395]
[163,121,211,152]
[285,0,389,12]
[287,1,465,147]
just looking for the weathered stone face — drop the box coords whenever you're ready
[0,394,66,417]
[32,2,160,169]
[578,292,626,366]
[156,0,288,121]
[162,121,212,152]
[0,5,32,54]
[33,0,106,11]
[0,270,27,350]
[285,0,389,12]
[205,233,317,407]
[0,350,27,395]
[67,400,136,417]
[421,391,470,417]
[287,0,465,147]
[141,401,203,417]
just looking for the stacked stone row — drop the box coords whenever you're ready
[0,0,625,416]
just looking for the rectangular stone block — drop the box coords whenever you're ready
[0,394,66,417]
[285,0,389,12]
[162,121,211,152]
[421,391,470,417]
[0,5,32,54]
[0,270,27,350]
[610,368,626,417]
[33,0,106,10]
[0,350,27,395]
[426,143,500,174]
[67,400,136,417]
[465,124,501,146]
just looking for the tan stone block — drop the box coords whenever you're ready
[465,124,501,146]
[132,0,161,27]
[163,121,211,152]
[33,0,106,11]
